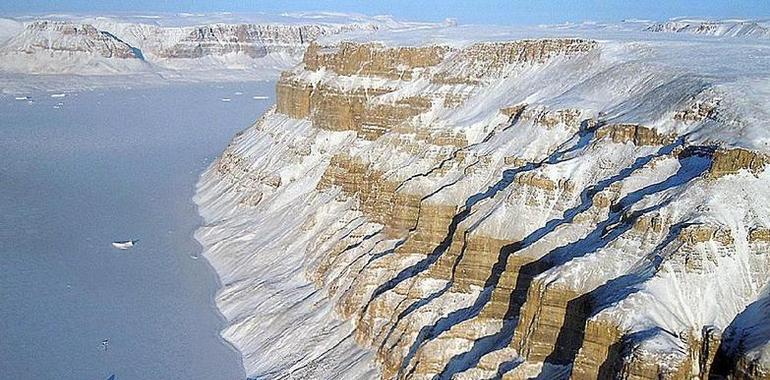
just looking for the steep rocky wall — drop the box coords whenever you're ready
[709,148,767,178]
[0,18,389,75]
[594,124,677,146]
[199,37,770,380]
[304,42,449,79]
[432,39,597,85]
[276,73,314,118]
[154,23,376,59]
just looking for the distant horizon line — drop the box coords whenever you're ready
[3,11,770,27]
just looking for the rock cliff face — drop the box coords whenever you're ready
[155,24,273,59]
[195,30,770,379]
[111,22,382,61]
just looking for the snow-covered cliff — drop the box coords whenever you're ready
[0,13,414,75]
[195,21,770,379]
[0,20,149,74]
[645,18,770,38]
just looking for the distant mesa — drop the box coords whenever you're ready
[0,14,401,76]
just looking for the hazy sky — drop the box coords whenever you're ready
[2,0,769,25]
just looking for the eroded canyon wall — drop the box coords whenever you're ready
[196,38,770,379]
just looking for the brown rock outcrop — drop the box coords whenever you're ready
[709,148,767,178]
[571,319,624,380]
[594,124,677,146]
[678,224,734,246]
[521,107,583,130]
[749,227,770,242]
[276,73,314,118]
[734,355,770,379]
[433,39,597,85]
[304,42,449,79]
[674,99,720,123]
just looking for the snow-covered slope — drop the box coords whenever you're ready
[646,18,770,38]
[195,21,770,379]
[0,21,149,74]
[0,18,24,44]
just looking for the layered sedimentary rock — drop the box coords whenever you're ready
[709,148,768,178]
[303,42,449,79]
[144,23,382,60]
[195,28,770,380]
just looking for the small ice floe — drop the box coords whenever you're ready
[50,93,66,98]
[111,240,138,250]
[252,95,269,100]
[221,98,232,102]
[14,96,30,101]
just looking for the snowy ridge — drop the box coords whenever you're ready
[646,18,770,38]
[0,13,428,76]
[194,21,770,380]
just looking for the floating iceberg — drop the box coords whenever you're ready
[111,240,138,250]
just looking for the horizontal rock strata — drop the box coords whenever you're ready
[197,37,770,380]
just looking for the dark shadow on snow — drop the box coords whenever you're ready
[361,114,588,319]
[432,146,713,379]
[365,121,599,360]
[541,220,696,374]
[710,285,770,378]
[390,120,604,376]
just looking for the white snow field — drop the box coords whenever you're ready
[0,81,275,379]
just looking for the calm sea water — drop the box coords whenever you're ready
[0,81,275,379]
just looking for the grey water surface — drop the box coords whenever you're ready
[0,81,275,379]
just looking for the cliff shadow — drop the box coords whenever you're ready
[395,134,684,376]
[362,114,592,320]
[391,122,601,375]
[709,286,770,378]
[544,220,695,370]
[434,146,713,379]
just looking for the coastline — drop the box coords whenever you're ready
[190,110,379,379]
[191,185,248,379]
